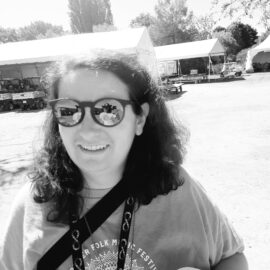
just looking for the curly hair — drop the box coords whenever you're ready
[30,51,189,224]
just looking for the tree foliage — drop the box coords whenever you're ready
[130,13,156,28]
[211,0,270,31]
[0,27,19,43]
[130,0,198,46]
[93,24,117,32]
[0,22,65,44]
[227,22,258,50]
[213,26,226,33]
[212,22,258,57]
[213,30,239,59]
[154,0,198,45]
[68,0,114,33]
[18,21,65,41]
[192,15,215,40]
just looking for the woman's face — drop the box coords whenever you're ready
[57,68,148,188]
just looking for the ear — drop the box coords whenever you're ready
[135,103,149,136]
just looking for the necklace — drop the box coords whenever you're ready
[71,196,135,270]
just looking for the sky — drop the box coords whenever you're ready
[0,0,264,34]
[0,0,212,30]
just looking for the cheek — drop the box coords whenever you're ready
[58,126,75,151]
[118,113,137,144]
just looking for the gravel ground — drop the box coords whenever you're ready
[0,72,269,269]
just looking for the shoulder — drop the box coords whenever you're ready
[2,178,51,237]
[0,179,32,268]
[171,166,213,204]
[150,166,226,225]
[170,167,245,261]
[5,180,31,222]
[2,180,36,234]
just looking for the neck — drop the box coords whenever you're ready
[81,169,123,189]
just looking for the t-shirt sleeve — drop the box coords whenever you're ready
[189,177,245,266]
[0,183,28,270]
[211,206,245,264]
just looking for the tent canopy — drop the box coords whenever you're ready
[245,35,270,71]
[154,38,225,61]
[0,27,159,80]
[0,28,151,65]
[250,35,270,54]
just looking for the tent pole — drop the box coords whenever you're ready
[18,65,23,79]
[208,55,211,83]
[178,59,182,77]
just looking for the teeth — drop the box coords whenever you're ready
[79,144,108,151]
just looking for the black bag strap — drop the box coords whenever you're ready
[37,178,130,270]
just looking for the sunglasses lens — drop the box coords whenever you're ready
[53,99,82,126]
[94,99,124,126]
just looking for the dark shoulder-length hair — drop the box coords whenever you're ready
[30,50,189,224]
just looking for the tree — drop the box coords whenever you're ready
[0,22,64,44]
[130,13,156,28]
[152,0,198,45]
[192,14,216,40]
[213,26,226,33]
[213,30,239,59]
[227,22,258,51]
[0,27,19,43]
[68,0,114,33]
[211,0,270,31]
[18,21,65,41]
[93,24,117,32]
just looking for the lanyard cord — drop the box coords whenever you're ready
[117,196,135,270]
[70,196,135,270]
[37,178,131,270]
[70,213,85,270]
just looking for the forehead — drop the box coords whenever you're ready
[58,68,130,100]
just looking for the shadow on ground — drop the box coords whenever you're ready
[0,166,29,187]
[166,91,187,101]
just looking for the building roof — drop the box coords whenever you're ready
[154,38,226,61]
[0,28,151,65]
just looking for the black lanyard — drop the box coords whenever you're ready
[70,196,135,270]
[37,178,133,270]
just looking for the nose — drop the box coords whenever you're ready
[80,107,100,130]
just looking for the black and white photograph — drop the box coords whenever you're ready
[0,1,269,269]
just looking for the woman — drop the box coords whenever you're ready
[0,51,248,270]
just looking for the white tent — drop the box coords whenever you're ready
[0,28,159,80]
[245,35,270,72]
[154,38,225,61]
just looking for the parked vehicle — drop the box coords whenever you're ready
[160,77,183,95]
[0,90,13,111]
[0,80,14,111]
[3,77,47,110]
[220,62,243,78]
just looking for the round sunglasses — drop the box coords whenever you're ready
[49,98,134,127]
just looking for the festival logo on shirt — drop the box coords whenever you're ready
[69,239,158,270]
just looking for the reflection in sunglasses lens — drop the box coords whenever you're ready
[95,99,124,126]
[53,99,126,127]
[54,100,82,126]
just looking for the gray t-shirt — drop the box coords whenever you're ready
[0,168,244,270]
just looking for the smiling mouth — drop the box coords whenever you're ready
[78,144,109,152]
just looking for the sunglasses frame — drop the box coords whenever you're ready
[49,97,134,127]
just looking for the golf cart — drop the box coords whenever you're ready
[220,62,243,78]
